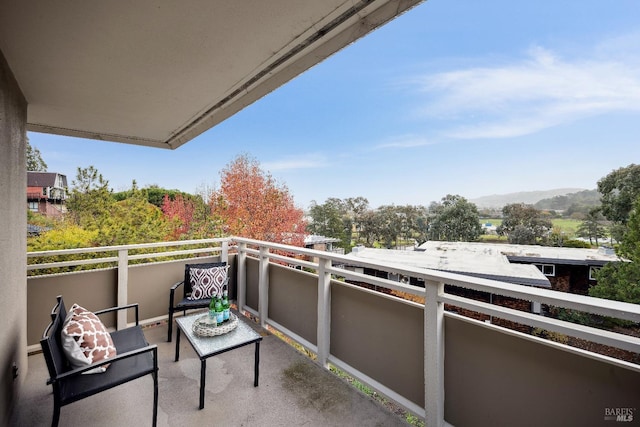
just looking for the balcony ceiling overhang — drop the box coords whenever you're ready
[0,1,422,149]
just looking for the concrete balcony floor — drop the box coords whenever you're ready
[15,316,411,427]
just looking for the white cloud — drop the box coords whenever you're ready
[414,40,640,139]
[373,134,437,150]
[262,154,329,171]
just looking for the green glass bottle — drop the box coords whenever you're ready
[222,289,230,321]
[214,294,224,324]
[209,295,217,324]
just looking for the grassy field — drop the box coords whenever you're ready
[481,218,582,236]
[550,218,582,235]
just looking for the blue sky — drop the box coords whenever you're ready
[29,0,640,209]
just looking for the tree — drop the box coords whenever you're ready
[114,185,187,208]
[590,197,640,304]
[497,203,552,244]
[209,155,306,245]
[67,172,173,245]
[397,204,430,246]
[576,208,608,246]
[355,204,429,248]
[345,197,370,245]
[375,205,404,248]
[547,226,566,247]
[359,209,383,247]
[590,261,640,304]
[162,193,221,240]
[26,138,47,171]
[28,224,98,251]
[307,198,350,248]
[428,195,482,242]
[306,196,374,249]
[162,194,197,240]
[508,225,536,245]
[597,164,640,242]
[598,164,640,224]
[66,166,115,235]
[107,188,170,245]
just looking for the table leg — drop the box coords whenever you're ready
[254,341,260,387]
[175,327,181,362]
[200,359,206,409]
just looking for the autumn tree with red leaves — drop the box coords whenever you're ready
[161,194,196,239]
[161,193,222,239]
[209,155,306,246]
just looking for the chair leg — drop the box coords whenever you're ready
[152,371,158,427]
[167,308,174,342]
[51,396,61,427]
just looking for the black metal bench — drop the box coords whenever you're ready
[40,296,158,427]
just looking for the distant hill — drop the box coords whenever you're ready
[534,189,600,211]
[470,188,586,209]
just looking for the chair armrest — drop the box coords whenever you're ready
[94,303,140,326]
[169,281,185,309]
[51,344,158,383]
[170,281,184,291]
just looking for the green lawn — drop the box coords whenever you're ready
[550,218,582,235]
[481,218,582,237]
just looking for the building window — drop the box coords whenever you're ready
[28,201,39,212]
[534,263,555,277]
[589,266,601,281]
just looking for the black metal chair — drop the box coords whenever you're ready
[167,261,229,342]
[40,296,158,427]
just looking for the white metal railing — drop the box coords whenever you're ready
[27,237,640,426]
[28,238,229,329]
[230,237,640,426]
[27,238,229,271]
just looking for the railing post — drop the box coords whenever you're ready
[117,249,128,330]
[237,242,247,313]
[258,246,269,328]
[425,280,445,427]
[317,257,331,369]
[221,240,229,263]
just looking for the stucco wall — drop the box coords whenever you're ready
[0,49,27,425]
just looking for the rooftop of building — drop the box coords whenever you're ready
[26,171,67,188]
[346,242,620,288]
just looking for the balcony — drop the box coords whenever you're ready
[26,191,66,202]
[17,313,410,426]
[19,238,640,426]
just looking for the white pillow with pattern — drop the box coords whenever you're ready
[188,265,229,300]
[61,304,117,374]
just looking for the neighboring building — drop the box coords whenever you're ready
[343,242,620,328]
[304,235,343,254]
[494,243,618,295]
[345,241,619,294]
[27,172,68,217]
[345,243,550,289]
[302,235,344,266]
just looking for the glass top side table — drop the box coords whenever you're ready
[175,312,262,409]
